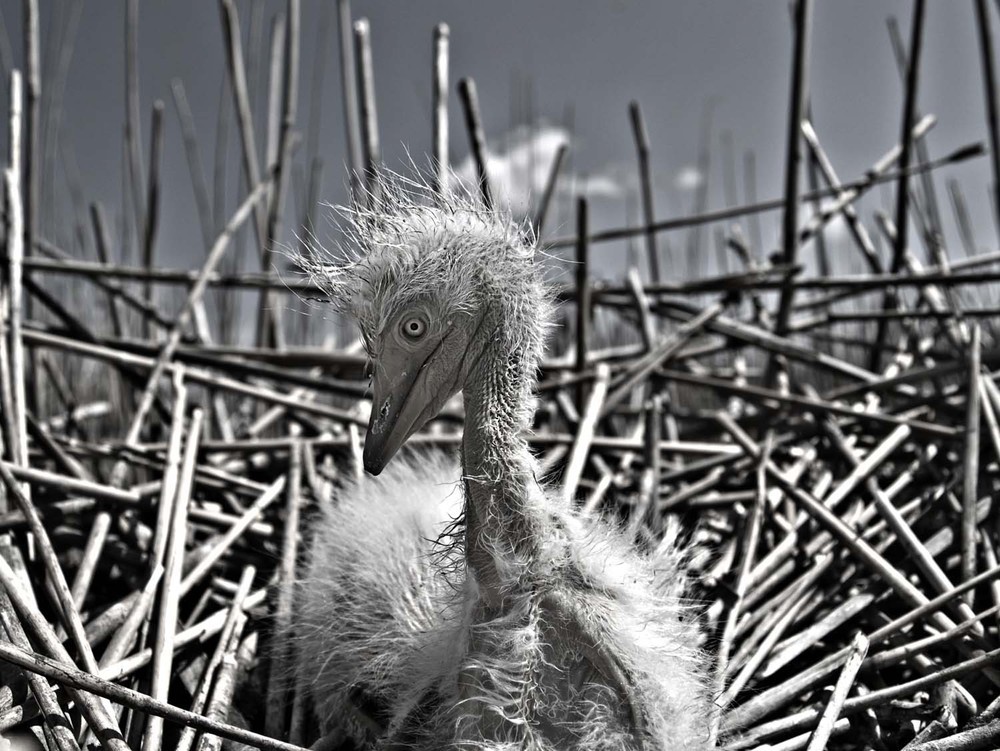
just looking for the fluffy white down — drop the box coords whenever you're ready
[293,451,711,750]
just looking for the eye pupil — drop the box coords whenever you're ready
[402,317,426,339]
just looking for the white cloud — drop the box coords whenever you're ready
[452,124,569,217]
[674,165,704,192]
[452,124,626,217]
[574,173,622,198]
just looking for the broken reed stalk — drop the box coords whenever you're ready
[336,0,362,202]
[4,70,27,492]
[770,0,812,345]
[432,22,449,197]
[532,141,566,238]
[458,76,492,209]
[141,100,164,341]
[801,119,882,273]
[629,100,660,284]
[124,0,145,236]
[872,0,927,372]
[886,16,946,246]
[575,196,590,411]
[354,17,380,208]
[22,0,38,413]
[804,122,831,280]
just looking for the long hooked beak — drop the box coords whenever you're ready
[362,327,470,475]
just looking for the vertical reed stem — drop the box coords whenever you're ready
[5,71,26,480]
[432,23,450,197]
[22,0,38,413]
[458,77,492,210]
[629,100,660,284]
[141,101,164,341]
[872,0,927,371]
[575,196,589,411]
[354,18,380,208]
[337,0,362,203]
[771,0,813,346]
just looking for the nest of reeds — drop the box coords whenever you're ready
[2,1,1000,750]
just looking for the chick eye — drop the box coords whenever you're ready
[401,316,427,340]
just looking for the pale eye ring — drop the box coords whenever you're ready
[401,316,427,340]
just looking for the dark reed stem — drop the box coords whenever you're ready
[575,196,589,411]
[771,0,813,345]
[532,142,566,239]
[871,0,927,372]
[141,100,164,341]
[458,77,492,210]
[887,16,945,246]
[629,100,660,284]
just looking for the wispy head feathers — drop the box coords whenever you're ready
[297,171,547,357]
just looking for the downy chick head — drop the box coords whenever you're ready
[304,176,551,475]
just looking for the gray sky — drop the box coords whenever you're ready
[0,1,994,285]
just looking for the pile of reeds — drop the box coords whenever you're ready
[2,0,1000,749]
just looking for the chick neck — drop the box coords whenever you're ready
[460,298,546,614]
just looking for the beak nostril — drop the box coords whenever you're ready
[380,399,391,420]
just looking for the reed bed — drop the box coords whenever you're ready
[0,1,999,750]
